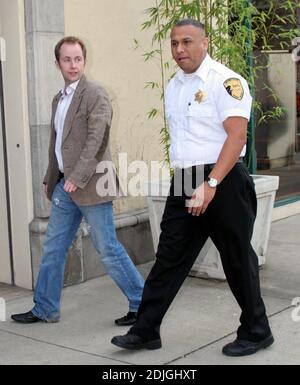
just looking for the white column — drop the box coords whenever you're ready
[0,0,33,289]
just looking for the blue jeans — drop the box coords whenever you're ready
[32,180,144,322]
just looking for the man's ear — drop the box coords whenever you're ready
[55,60,60,70]
[203,37,209,50]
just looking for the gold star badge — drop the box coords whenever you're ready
[195,90,207,104]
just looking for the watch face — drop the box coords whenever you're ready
[208,178,218,188]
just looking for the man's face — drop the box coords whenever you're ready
[56,43,86,85]
[171,25,209,74]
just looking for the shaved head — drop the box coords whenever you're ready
[173,19,206,36]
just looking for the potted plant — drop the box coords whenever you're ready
[140,0,298,279]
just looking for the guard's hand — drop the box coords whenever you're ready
[64,180,78,193]
[188,182,216,216]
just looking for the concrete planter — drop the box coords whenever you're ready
[147,175,279,280]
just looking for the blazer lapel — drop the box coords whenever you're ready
[62,76,87,144]
[47,92,61,155]
[51,92,61,131]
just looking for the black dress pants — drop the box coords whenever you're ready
[131,163,271,342]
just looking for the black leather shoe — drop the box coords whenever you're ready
[115,312,137,326]
[222,334,274,357]
[11,311,43,324]
[111,333,162,350]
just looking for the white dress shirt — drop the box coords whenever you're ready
[165,54,252,168]
[54,80,80,172]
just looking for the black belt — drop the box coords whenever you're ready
[58,171,64,180]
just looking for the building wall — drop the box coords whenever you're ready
[0,0,33,289]
[64,0,166,215]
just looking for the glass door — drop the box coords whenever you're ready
[256,52,300,201]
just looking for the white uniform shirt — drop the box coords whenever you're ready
[165,54,252,168]
[54,80,80,172]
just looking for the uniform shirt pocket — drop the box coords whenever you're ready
[187,103,213,118]
[185,103,213,140]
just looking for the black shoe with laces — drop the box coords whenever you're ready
[222,334,274,357]
[111,332,162,350]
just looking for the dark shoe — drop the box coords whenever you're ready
[222,334,274,357]
[115,312,137,326]
[11,311,43,324]
[111,333,162,350]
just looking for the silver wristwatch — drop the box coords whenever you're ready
[207,177,218,188]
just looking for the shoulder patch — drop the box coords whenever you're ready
[224,78,244,100]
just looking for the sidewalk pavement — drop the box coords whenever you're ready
[0,214,300,365]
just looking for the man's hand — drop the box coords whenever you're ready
[188,182,216,216]
[64,180,78,193]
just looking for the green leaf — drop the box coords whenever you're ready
[144,82,160,90]
[148,108,159,119]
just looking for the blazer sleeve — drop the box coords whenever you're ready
[67,86,113,189]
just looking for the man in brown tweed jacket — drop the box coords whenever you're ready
[12,37,144,326]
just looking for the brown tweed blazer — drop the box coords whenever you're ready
[44,75,120,206]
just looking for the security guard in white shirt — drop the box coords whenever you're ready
[112,19,274,357]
